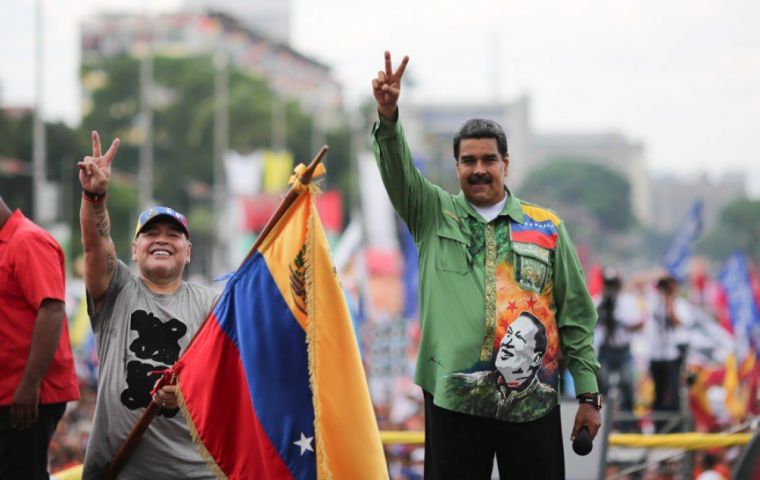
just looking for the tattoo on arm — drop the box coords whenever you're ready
[92,202,110,238]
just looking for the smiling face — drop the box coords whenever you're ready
[131,218,191,284]
[455,138,509,207]
[495,314,545,389]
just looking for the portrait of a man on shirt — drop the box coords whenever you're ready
[444,311,557,422]
[495,312,547,391]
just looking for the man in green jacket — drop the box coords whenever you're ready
[371,51,602,479]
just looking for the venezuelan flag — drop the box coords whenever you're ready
[511,213,559,249]
[173,186,387,479]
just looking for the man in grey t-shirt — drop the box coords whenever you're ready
[78,131,217,478]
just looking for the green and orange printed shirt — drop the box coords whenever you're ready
[372,117,599,423]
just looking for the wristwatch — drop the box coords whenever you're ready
[577,392,602,410]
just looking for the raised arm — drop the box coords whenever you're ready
[371,51,409,120]
[79,131,120,307]
[370,51,439,239]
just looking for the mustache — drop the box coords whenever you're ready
[468,174,492,185]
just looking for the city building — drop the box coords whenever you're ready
[184,0,291,45]
[533,131,650,226]
[80,10,343,126]
[401,95,653,226]
[649,172,747,233]
[401,96,533,193]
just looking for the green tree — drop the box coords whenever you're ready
[81,54,352,265]
[521,160,635,231]
[698,199,760,263]
[519,160,635,257]
[0,112,33,212]
[0,111,86,238]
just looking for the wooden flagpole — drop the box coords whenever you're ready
[102,146,328,480]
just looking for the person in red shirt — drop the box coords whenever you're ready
[0,195,79,479]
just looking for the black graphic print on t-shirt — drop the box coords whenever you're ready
[121,310,188,418]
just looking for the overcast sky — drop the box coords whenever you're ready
[2,0,759,193]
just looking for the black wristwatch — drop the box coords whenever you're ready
[577,392,602,410]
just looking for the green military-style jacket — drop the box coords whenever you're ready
[372,116,599,423]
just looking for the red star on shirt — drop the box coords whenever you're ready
[525,296,537,310]
[507,301,517,313]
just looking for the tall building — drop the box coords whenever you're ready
[184,0,291,44]
[533,132,650,225]
[400,96,653,227]
[649,173,746,234]
[80,11,343,125]
[401,96,533,193]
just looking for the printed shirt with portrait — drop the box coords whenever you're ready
[372,117,599,423]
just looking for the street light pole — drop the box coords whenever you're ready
[271,93,286,151]
[137,16,154,211]
[212,50,229,277]
[32,0,47,223]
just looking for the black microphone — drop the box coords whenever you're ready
[572,426,593,456]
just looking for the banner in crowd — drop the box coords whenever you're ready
[661,200,703,281]
[720,252,760,358]
[719,252,760,419]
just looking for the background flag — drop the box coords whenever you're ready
[719,252,760,419]
[173,186,388,479]
[661,200,703,281]
[720,252,760,358]
[262,150,294,193]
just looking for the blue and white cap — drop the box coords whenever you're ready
[134,206,190,239]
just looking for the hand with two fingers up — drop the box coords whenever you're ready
[371,51,409,121]
[78,130,121,195]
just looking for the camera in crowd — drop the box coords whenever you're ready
[656,275,678,294]
[602,267,622,290]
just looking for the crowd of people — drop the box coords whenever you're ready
[41,259,753,478]
[372,268,755,479]
[47,381,95,471]
[43,259,753,477]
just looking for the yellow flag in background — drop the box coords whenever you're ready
[724,353,750,419]
[69,296,91,349]
[262,150,294,194]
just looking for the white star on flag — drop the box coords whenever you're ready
[294,432,314,455]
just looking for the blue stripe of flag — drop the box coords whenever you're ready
[214,252,316,479]
[512,216,558,235]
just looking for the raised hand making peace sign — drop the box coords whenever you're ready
[371,51,409,121]
[78,130,121,195]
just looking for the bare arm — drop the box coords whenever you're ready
[80,195,117,304]
[79,130,120,307]
[11,300,66,430]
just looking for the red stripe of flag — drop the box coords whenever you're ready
[176,314,292,479]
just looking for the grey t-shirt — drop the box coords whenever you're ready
[82,260,218,480]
